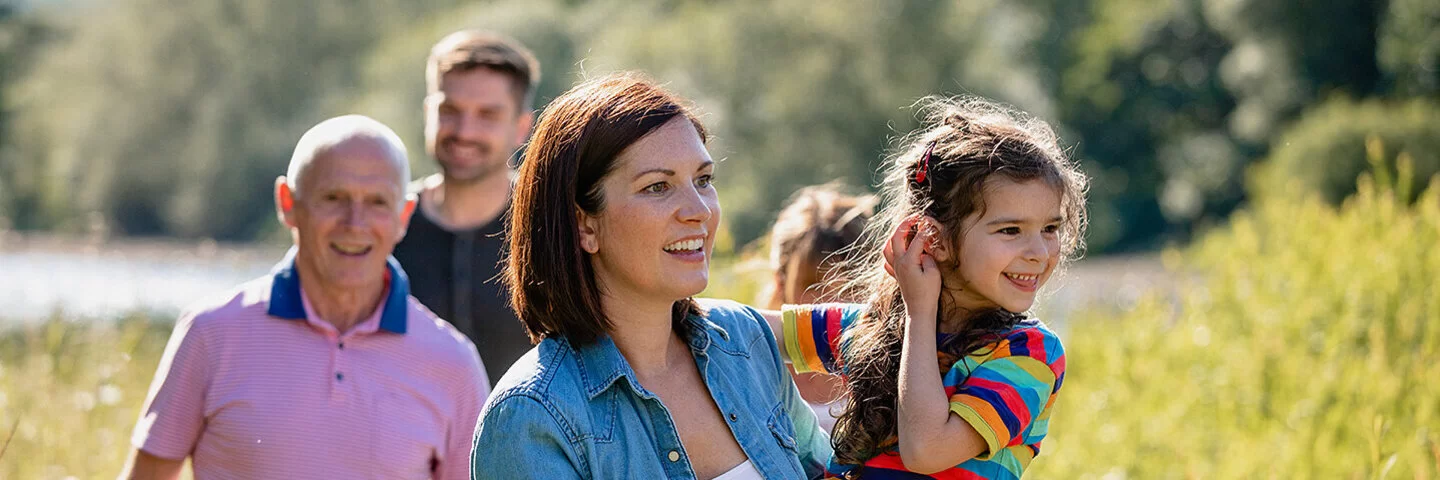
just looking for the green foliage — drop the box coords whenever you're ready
[1377,0,1440,96]
[4,0,465,238]
[1250,96,1440,205]
[1039,0,1238,247]
[0,1,53,230]
[1204,0,1383,143]
[1031,166,1440,477]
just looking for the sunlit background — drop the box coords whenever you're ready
[1,0,1436,478]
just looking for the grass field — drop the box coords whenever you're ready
[1026,172,1440,479]
[3,173,1437,479]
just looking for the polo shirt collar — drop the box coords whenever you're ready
[266,246,411,334]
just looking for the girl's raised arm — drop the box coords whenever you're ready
[887,217,987,474]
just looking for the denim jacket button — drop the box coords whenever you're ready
[668,450,680,462]
[728,413,738,422]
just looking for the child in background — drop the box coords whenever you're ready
[779,96,1088,479]
[760,184,876,432]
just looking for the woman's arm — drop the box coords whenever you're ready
[758,308,788,362]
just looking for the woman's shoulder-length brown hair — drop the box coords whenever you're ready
[505,72,708,346]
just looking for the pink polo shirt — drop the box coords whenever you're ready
[131,253,490,479]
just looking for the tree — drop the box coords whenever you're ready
[10,0,463,239]
[0,0,54,230]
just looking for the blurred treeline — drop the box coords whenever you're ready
[0,0,1436,252]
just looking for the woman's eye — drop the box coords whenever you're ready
[696,174,714,188]
[1043,224,1060,234]
[999,227,1021,235]
[643,182,669,194]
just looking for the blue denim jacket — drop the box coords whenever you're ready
[471,299,831,479]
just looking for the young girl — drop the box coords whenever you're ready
[760,184,877,432]
[778,96,1088,479]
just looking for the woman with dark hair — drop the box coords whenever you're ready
[472,72,830,479]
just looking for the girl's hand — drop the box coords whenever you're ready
[883,216,942,322]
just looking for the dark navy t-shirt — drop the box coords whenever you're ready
[393,197,530,386]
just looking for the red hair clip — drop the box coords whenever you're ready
[915,141,936,185]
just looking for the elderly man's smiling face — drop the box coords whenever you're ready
[278,136,412,291]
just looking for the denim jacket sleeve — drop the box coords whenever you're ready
[471,394,585,480]
[750,304,833,478]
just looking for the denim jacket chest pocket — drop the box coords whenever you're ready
[698,327,807,478]
[767,403,799,453]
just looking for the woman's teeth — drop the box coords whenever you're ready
[1004,273,1038,282]
[663,239,704,252]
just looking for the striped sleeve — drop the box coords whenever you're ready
[131,309,212,459]
[946,326,1065,461]
[781,303,865,375]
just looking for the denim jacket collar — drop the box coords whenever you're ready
[576,310,733,400]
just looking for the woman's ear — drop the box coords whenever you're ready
[920,215,951,262]
[577,210,600,254]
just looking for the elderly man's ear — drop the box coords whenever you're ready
[275,176,297,228]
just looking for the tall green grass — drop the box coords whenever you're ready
[0,313,176,479]
[1030,164,1440,478]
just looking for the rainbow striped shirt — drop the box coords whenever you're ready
[783,304,1066,480]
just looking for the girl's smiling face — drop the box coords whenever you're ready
[943,177,1064,314]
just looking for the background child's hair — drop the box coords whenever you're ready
[760,183,877,310]
[759,183,876,410]
[829,95,1089,469]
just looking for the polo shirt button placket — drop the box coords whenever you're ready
[333,335,349,402]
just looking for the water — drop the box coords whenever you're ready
[1,237,1166,324]
[1,239,284,321]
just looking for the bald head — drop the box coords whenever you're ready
[275,115,417,300]
[286,115,410,204]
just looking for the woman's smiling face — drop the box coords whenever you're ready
[579,117,720,306]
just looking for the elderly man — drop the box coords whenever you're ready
[121,115,489,480]
[393,31,540,382]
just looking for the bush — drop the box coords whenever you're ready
[1033,164,1440,477]
[1250,96,1440,204]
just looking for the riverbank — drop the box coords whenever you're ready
[1,232,1168,324]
